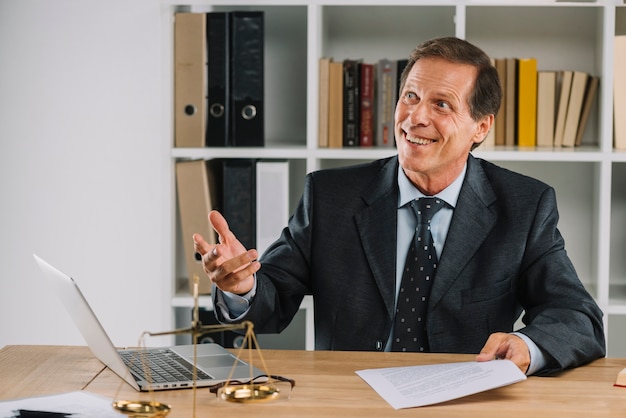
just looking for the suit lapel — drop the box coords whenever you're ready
[354,157,399,320]
[429,156,497,309]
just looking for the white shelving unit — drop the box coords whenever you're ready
[164,1,626,355]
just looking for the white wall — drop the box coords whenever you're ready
[0,0,173,348]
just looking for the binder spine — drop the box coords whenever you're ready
[229,11,264,147]
[206,12,229,147]
[174,13,207,147]
[222,159,257,249]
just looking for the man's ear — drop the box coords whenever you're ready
[473,114,494,145]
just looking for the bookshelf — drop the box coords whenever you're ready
[164,1,626,355]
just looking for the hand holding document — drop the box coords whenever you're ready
[356,359,526,409]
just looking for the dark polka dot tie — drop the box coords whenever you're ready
[392,197,446,352]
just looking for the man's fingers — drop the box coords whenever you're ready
[211,250,260,295]
[476,333,507,361]
[209,210,236,244]
[476,333,530,374]
[192,233,211,256]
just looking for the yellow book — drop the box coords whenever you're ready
[516,58,538,147]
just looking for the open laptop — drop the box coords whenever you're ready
[33,254,264,391]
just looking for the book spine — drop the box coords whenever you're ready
[229,11,264,147]
[359,63,375,147]
[222,159,256,250]
[174,13,207,148]
[256,161,289,255]
[318,57,332,148]
[206,12,229,146]
[343,60,360,147]
[376,59,396,147]
[328,61,344,148]
[175,160,218,294]
[516,58,537,148]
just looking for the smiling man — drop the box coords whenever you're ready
[193,37,605,376]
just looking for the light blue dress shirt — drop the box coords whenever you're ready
[217,162,546,375]
[395,164,546,375]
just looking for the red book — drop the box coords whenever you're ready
[359,63,375,147]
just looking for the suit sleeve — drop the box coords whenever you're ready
[213,173,314,334]
[516,187,605,374]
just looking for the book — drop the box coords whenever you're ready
[615,366,626,387]
[615,35,626,150]
[536,71,557,147]
[318,57,332,148]
[256,160,289,255]
[376,58,397,147]
[359,62,375,147]
[575,75,599,146]
[561,71,589,147]
[505,58,518,146]
[553,70,573,147]
[494,58,507,146]
[343,59,361,147]
[516,58,537,147]
[328,60,344,148]
[176,159,219,294]
[174,13,207,148]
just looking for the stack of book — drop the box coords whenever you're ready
[318,57,408,148]
[319,56,600,150]
[488,57,599,148]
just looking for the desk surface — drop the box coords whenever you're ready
[1,345,625,417]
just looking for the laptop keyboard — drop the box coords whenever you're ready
[120,348,212,384]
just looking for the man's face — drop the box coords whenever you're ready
[395,57,491,193]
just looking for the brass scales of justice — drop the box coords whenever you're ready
[111,276,294,417]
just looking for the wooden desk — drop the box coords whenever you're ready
[1,345,625,417]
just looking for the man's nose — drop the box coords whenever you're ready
[408,102,430,126]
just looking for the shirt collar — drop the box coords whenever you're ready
[397,163,466,209]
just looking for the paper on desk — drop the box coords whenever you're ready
[0,391,123,417]
[356,359,526,409]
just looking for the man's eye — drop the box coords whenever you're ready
[437,101,450,109]
[405,92,417,100]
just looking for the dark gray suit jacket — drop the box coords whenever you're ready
[215,155,605,374]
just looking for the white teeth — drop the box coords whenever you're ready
[406,135,434,145]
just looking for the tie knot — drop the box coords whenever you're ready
[410,197,445,225]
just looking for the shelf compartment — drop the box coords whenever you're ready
[321,5,456,63]
[183,5,308,148]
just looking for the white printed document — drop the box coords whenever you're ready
[0,391,124,417]
[356,360,526,409]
